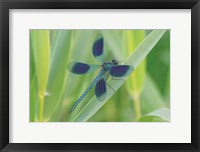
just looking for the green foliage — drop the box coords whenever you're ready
[123,30,146,119]
[147,31,170,97]
[138,108,170,122]
[30,29,170,122]
[71,30,166,122]
[43,30,72,120]
[30,30,50,121]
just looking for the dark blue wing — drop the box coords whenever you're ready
[92,34,104,62]
[95,77,107,101]
[68,62,99,74]
[109,65,134,77]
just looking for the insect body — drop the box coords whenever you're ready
[68,34,134,113]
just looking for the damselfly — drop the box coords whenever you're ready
[68,34,134,113]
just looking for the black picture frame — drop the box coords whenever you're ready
[0,0,200,151]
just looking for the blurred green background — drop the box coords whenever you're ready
[30,29,170,122]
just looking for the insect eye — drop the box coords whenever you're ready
[112,59,118,64]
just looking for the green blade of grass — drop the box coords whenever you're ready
[71,30,166,122]
[30,33,37,121]
[102,30,122,60]
[31,30,50,93]
[30,30,50,121]
[140,73,166,114]
[50,30,97,121]
[123,30,146,120]
[146,30,170,96]
[30,75,38,121]
[125,31,146,94]
[138,108,170,122]
[43,30,72,120]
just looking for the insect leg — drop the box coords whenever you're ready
[104,73,115,93]
[106,82,115,93]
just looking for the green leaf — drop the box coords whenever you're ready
[50,30,98,121]
[30,75,38,121]
[31,30,50,93]
[164,69,170,102]
[102,30,122,59]
[30,30,50,121]
[140,73,166,114]
[43,30,72,120]
[123,30,146,119]
[71,30,167,122]
[147,31,170,95]
[30,34,38,121]
[123,30,146,94]
[138,108,170,122]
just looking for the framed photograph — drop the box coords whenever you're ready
[0,0,199,151]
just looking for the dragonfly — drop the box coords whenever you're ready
[68,34,134,113]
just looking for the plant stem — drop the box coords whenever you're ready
[38,92,44,122]
[133,93,141,119]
